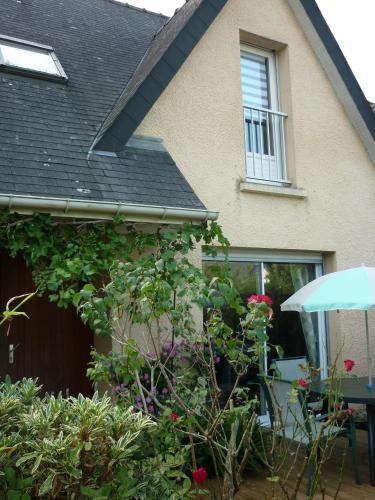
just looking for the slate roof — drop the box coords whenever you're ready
[0,0,206,211]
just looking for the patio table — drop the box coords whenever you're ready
[311,377,375,485]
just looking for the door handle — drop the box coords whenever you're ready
[9,344,14,364]
[8,343,19,364]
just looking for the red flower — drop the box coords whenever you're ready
[344,359,355,372]
[347,408,356,416]
[298,378,308,389]
[192,467,207,484]
[169,411,179,421]
[247,294,273,306]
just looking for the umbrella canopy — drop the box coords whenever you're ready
[281,267,375,313]
[281,266,375,389]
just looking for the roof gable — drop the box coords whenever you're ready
[92,0,228,152]
[94,0,375,163]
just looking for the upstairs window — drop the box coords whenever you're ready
[241,45,287,185]
[0,35,67,81]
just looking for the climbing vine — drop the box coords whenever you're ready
[0,210,229,313]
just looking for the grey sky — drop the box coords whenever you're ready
[123,0,375,102]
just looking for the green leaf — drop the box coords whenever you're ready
[15,456,32,468]
[84,441,92,451]
[82,283,95,292]
[118,486,139,498]
[266,476,280,483]
[7,490,22,500]
[20,477,34,488]
[183,478,191,490]
[275,345,284,358]
[39,474,55,496]
[31,454,42,474]
[80,484,112,499]
[5,467,16,487]
[72,292,82,307]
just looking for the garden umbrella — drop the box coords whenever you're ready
[281,266,375,389]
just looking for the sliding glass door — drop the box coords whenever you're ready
[263,262,322,371]
[203,253,327,405]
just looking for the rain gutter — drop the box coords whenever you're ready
[0,194,219,223]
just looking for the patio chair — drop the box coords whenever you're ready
[272,356,323,413]
[259,375,361,492]
[273,357,368,429]
[273,356,308,381]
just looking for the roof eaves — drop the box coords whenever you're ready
[289,0,375,162]
[0,193,218,223]
[92,0,228,152]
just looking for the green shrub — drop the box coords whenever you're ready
[0,378,192,498]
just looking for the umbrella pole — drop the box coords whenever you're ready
[366,310,373,389]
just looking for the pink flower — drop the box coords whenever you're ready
[247,294,273,306]
[344,359,355,372]
[347,408,356,416]
[169,411,179,421]
[192,467,207,484]
[298,378,308,389]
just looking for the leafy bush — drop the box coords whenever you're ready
[0,378,193,498]
[84,271,273,500]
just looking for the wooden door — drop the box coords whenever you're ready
[0,253,94,396]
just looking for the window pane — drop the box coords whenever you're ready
[0,42,60,75]
[241,52,270,109]
[204,261,261,328]
[264,263,320,368]
[203,261,262,406]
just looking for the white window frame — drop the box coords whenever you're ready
[203,250,328,378]
[0,34,68,82]
[241,44,279,111]
[241,44,288,186]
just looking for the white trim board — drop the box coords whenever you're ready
[203,249,323,264]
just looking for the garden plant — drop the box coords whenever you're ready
[0,210,358,499]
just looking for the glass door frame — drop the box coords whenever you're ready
[203,250,328,378]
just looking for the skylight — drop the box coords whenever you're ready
[0,35,67,81]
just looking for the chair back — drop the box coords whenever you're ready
[273,356,307,381]
[260,376,311,438]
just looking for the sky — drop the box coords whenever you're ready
[123,0,375,102]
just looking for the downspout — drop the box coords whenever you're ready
[0,194,219,223]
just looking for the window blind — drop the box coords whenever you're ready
[241,51,270,109]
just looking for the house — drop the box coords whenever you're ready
[0,0,374,396]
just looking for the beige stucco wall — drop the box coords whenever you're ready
[135,0,375,372]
